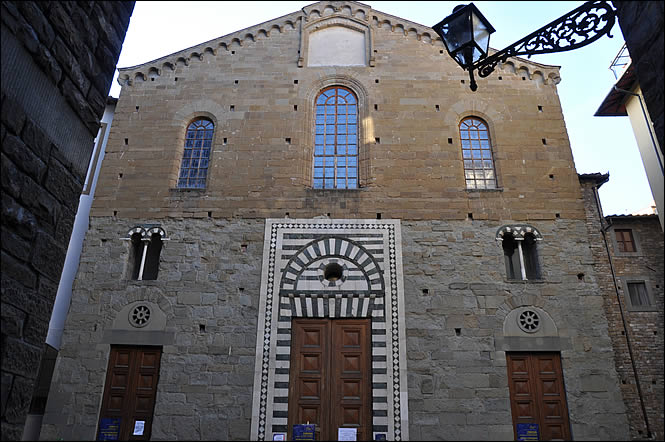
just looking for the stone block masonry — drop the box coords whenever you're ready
[40,217,266,441]
[580,176,664,440]
[42,216,629,440]
[36,2,646,440]
[1,2,134,440]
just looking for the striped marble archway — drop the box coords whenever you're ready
[251,219,409,441]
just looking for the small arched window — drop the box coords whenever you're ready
[178,119,214,189]
[503,233,540,280]
[460,117,496,189]
[129,233,162,280]
[313,86,358,189]
[127,227,167,281]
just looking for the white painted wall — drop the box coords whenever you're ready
[625,85,664,230]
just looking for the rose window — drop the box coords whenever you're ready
[129,304,152,328]
[518,310,540,333]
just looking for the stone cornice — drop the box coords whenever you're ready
[118,0,561,87]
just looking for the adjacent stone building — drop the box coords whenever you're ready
[580,172,664,441]
[39,1,646,440]
[1,2,134,440]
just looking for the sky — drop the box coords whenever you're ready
[108,1,655,216]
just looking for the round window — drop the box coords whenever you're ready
[324,262,344,282]
[517,309,541,333]
[129,304,152,328]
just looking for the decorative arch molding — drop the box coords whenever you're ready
[251,219,409,441]
[494,296,572,352]
[497,59,561,86]
[445,100,503,128]
[126,225,168,240]
[99,286,175,346]
[495,224,544,242]
[99,285,174,328]
[299,14,375,67]
[300,75,371,188]
[173,101,224,126]
[280,235,385,293]
[116,2,560,89]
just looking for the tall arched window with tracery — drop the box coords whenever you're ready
[178,119,214,189]
[313,86,358,189]
[460,117,497,189]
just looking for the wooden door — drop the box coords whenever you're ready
[507,352,571,441]
[98,346,162,440]
[288,319,371,441]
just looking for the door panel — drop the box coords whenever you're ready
[331,321,371,442]
[289,320,329,441]
[289,319,371,441]
[98,346,162,441]
[507,353,571,441]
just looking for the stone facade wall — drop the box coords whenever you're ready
[0,2,134,440]
[580,176,664,440]
[39,217,265,441]
[93,2,579,222]
[400,218,628,441]
[614,1,664,154]
[42,215,630,440]
[40,2,640,440]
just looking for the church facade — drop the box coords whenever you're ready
[40,2,634,440]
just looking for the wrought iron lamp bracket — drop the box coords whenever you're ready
[465,1,616,91]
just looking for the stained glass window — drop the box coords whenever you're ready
[313,87,358,189]
[178,119,214,189]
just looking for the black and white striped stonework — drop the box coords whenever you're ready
[253,221,406,442]
[271,234,389,437]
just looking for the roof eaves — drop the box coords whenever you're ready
[595,62,637,117]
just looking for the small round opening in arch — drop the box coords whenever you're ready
[324,262,344,282]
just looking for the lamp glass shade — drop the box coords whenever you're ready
[471,10,491,59]
[433,3,495,69]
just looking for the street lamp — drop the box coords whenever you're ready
[433,1,617,91]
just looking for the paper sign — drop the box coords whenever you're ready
[516,423,540,441]
[97,417,121,441]
[273,433,286,441]
[133,420,145,436]
[338,427,357,441]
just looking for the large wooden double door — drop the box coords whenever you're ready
[98,346,162,440]
[506,352,571,441]
[288,319,372,441]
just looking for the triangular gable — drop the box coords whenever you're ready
[118,0,560,86]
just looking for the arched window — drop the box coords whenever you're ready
[460,117,496,189]
[178,119,214,189]
[313,86,358,189]
[496,225,543,281]
[502,233,540,280]
[127,226,167,281]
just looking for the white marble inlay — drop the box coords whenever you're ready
[250,219,408,441]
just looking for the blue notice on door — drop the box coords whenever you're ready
[516,423,540,441]
[98,418,121,440]
[292,424,316,441]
